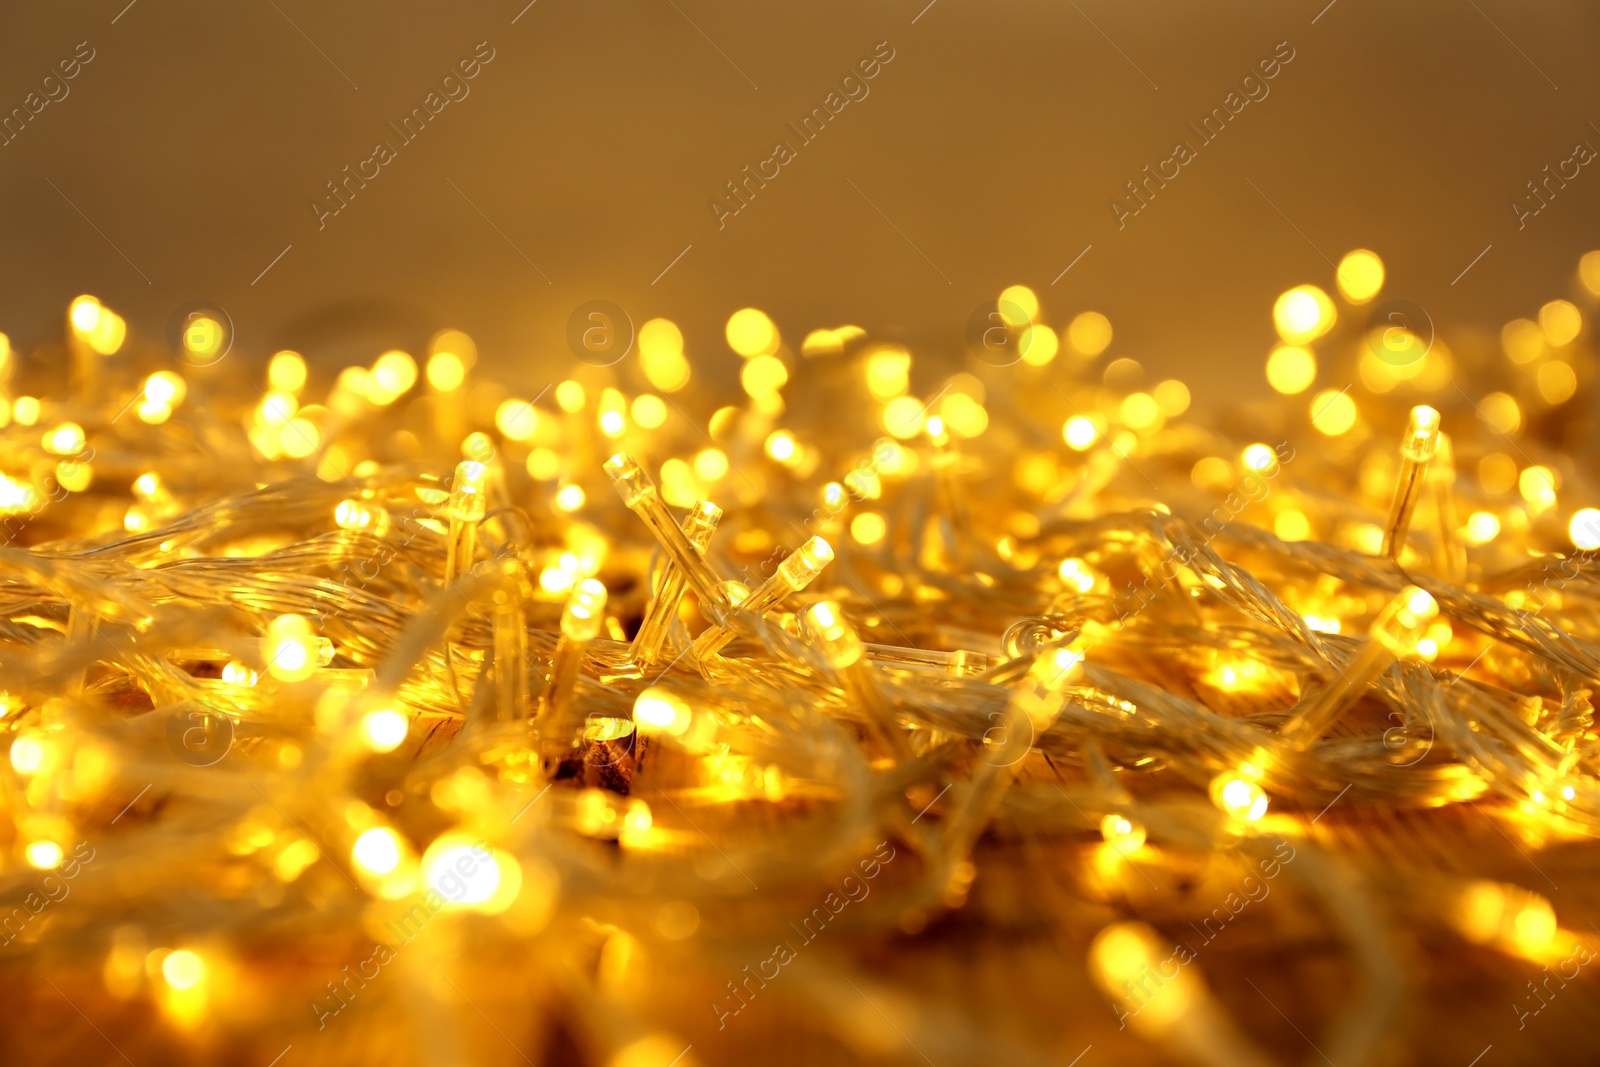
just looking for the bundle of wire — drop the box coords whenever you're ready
[3,251,1600,1067]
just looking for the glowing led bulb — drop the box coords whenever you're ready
[220,661,258,687]
[1570,508,1600,551]
[361,709,409,752]
[1336,249,1385,304]
[265,614,322,682]
[1273,285,1335,344]
[1209,773,1269,822]
[634,687,693,736]
[352,827,402,875]
[445,460,489,581]
[161,949,205,990]
[1381,405,1441,561]
[43,422,85,455]
[1063,415,1099,450]
[1100,813,1147,853]
[25,839,64,869]
[1241,443,1277,474]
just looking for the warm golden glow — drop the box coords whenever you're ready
[1336,248,1385,303]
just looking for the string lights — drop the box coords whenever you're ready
[4,247,1600,1065]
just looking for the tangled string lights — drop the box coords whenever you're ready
[4,254,1600,1066]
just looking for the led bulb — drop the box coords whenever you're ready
[776,537,834,591]
[603,452,652,506]
[682,500,722,544]
[1100,812,1147,854]
[806,600,864,669]
[634,687,692,736]
[1209,772,1269,822]
[448,461,489,523]
[1401,405,1441,462]
[560,579,607,642]
[361,709,409,752]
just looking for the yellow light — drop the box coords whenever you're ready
[143,372,186,408]
[1465,511,1500,544]
[370,350,417,401]
[56,460,92,493]
[1210,773,1269,821]
[1058,557,1096,593]
[267,350,308,393]
[43,422,85,455]
[1273,285,1335,343]
[425,351,465,392]
[741,354,788,396]
[1063,415,1098,451]
[1501,318,1544,364]
[1536,361,1577,404]
[693,448,729,481]
[634,687,692,736]
[25,839,64,869]
[997,284,1039,325]
[1275,508,1311,541]
[765,431,797,462]
[489,399,534,441]
[850,511,887,545]
[883,395,928,439]
[1582,251,1600,297]
[1067,311,1113,357]
[161,949,205,990]
[726,308,779,357]
[85,309,126,355]
[1018,324,1059,366]
[281,418,320,459]
[12,397,39,426]
[1100,813,1147,854]
[555,380,586,412]
[70,295,102,333]
[1336,248,1385,303]
[526,449,559,480]
[1266,344,1317,394]
[1119,392,1162,432]
[1539,299,1582,346]
[221,661,258,687]
[1310,389,1357,436]
[266,614,321,682]
[555,484,586,511]
[1519,465,1557,507]
[361,709,409,752]
[1241,443,1277,473]
[631,394,667,429]
[352,827,402,875]
[599,409,626,437]
[180,316,220,359]
[421,837,512,909]
[1153,379,1190,416]
[639,317,683,358]
[1479,392,1522,436]
[10,733,48,774]
[1570,508,1600,550]
[864,348,911,399]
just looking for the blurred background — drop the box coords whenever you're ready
[1,0,1598,405]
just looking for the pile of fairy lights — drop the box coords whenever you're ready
[2,250,1600,1065]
